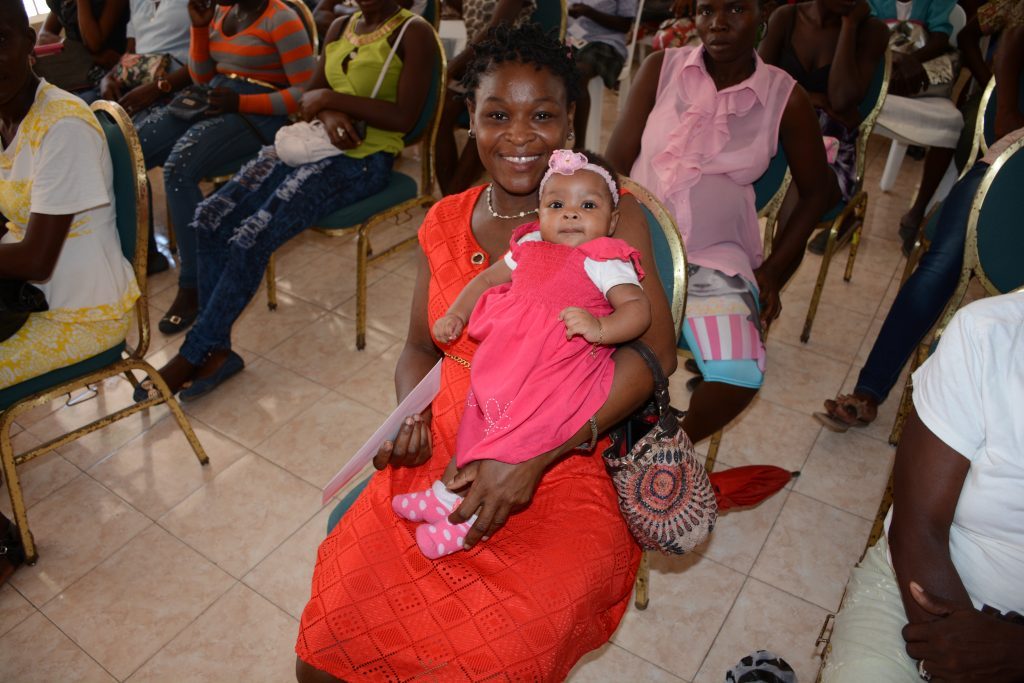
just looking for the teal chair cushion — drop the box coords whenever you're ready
[753,148,788,213]
[0,342,126,411]
[820,200,843,223]
[93,110,138,261]
[327,474,373,534]
[315,171,418,229]
[976,142,1024,293]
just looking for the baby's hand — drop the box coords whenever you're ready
[560,307,602,343]
[433,314,465,343]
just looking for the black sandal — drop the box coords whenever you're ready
[0,520,26,585]
[158,310,197,335]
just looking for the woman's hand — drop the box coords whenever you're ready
[560,306,602,342]
[299,88,335,120]
[841,0,871,27]
[100,71,122,102]
[567,3,592,19]
[753,264,783,330]
[891,52,927,96]
[119,83,162,116]
[372,407,432,470]
[316,110,363,149]
[433,314,465,344]
[903,582,1024,682]
[206,87,240,115]
[448,455,553,548]
[188,0,215,27]
[36,30,62,46]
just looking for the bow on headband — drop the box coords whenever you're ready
[539,150,619,205]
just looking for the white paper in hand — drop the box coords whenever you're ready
[321,360,443,504]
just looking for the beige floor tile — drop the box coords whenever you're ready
[0,612,116,682]
[335,271,416,339]
[568,642,686,682]
[769,296,874,363]
[88,418,246,520]
[794,430,894,520]
[334,340,403,413]
[612,554,745,680]
[759,340,851,416]
[783,257,893,320]
[846,233,904,279]
[126,583,298,683]
[159,454,321,578]
[242,505,332,619]
[30,399,172,472]
[693,578,829,683]
[0,431,78,517]
[181,356,329,449]
[232,289,327,356]
[714,398,821,472]
[271,238,327,279]
[265,312,399,389]
[41,525,234,680]
[9,476,150,606]
[698,489,790,575]
[276,251,385,310]
[0,584,35,638]
[750,492,870,611]
[255,393,384,489]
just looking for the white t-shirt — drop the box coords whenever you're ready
[503,230,641,296]
[0,81,138,323]
[905,291,1024,614]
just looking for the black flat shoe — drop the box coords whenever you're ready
[147,250,170,276]
[158,309,197,335]
[179,351,245,401]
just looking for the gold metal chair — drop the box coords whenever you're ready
[264,21,447,349]
[0,102,209,564]
[889,135,1024,445]
[800,50,891,343]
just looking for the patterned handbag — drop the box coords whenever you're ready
[110,53,172,90]
[602,341,718,554]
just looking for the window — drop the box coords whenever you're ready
[23,0,49,20]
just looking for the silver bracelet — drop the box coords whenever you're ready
[578,415,599,450]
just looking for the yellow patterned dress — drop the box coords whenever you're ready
[0,81,139,388]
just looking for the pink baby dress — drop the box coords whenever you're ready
[454,222,644,467]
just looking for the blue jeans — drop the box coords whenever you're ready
[178,148,394,365]
[135,75,288,290]
[854,162,989,403]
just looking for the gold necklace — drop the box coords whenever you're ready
[486,184,538,220]
[345,8,405,47]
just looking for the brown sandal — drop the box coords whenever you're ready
[813,394,876,433]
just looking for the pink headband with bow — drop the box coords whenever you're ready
[539,150,619,206]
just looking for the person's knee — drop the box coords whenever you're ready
[295,655,345,683]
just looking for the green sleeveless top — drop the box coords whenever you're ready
[323,9,414,159]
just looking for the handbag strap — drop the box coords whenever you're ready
[626,340,671,419]
[369,16,413,100]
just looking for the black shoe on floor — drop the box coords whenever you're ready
[147,250,170,276]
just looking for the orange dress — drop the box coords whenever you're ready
[296,186,642,681]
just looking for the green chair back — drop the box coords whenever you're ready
[983,69,1024,148]
[419,0,440,28]
[973,136,1024,294]
[754,147,788,214]
[531,0,567,39]
[404,21,444,147]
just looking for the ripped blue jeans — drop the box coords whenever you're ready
[178,147,394,366]
[135,76,287,290]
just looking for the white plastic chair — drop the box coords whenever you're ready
[876,3,967,194]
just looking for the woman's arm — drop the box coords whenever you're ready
[372,244,440,470]
[0,214,73,281]
[828,4,888,114]
[75,0,128,54]
[187,0,217,83]
[567,2,633,33]
[888,409,973,625]
[437,260,512,337]
[756,85,837,327]
[605,50,664,174]
[756,3,791,66]
[299,18,435,133]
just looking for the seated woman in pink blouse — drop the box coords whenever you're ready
[606,0,837,443]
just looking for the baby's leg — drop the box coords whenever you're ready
[391,457,460,524]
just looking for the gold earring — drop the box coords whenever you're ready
[468,129,475,139]
[567,130,575,141]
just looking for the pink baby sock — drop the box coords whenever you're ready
[392,480,454,523]
[416,518,474,559]
[392,480,477,559]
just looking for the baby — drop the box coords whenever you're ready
[392,150,652,559]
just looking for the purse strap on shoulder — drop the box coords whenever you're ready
[625,340,671,418]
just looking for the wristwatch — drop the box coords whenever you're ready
[156,76,173,93]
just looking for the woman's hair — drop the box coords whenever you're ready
[461,23,581,105]
[1,0,31,27]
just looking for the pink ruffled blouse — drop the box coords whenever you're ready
[630,46,796,284]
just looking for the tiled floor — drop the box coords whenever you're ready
[2,98,934,681]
